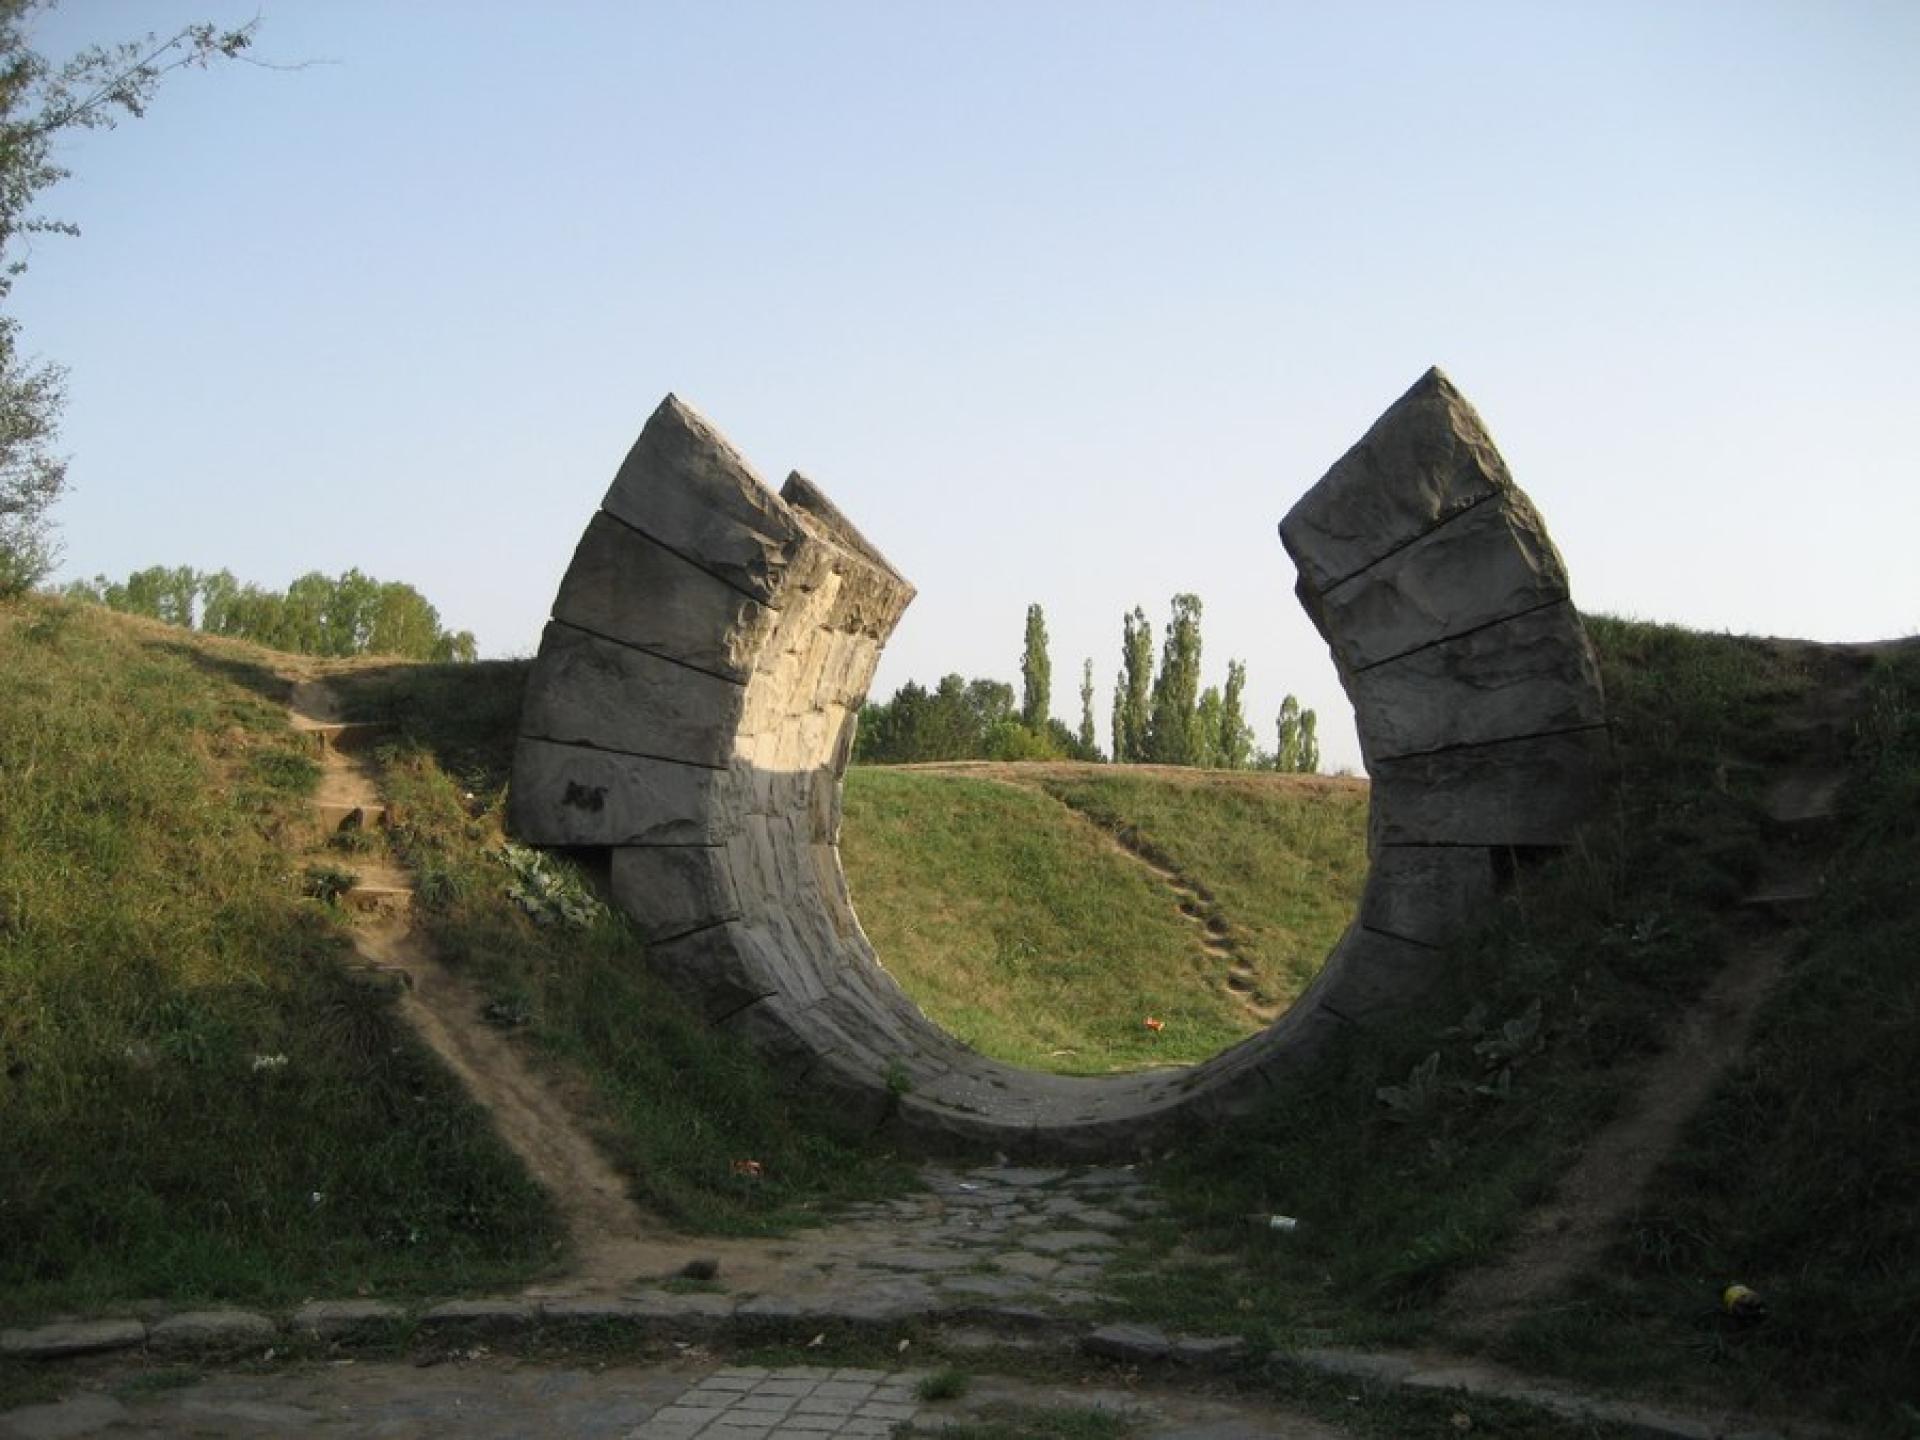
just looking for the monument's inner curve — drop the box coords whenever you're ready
[508,369,1609,1159]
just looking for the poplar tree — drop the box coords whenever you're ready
[1194,686,1225,768]
[1220,659,1253,770]
[1116,606,1154,762]
[1146,593,1203,765]
[1276,695,1302,773]
[1299,707,1321,773]
[1078,658,1096,756]
[1019,602,1050,730]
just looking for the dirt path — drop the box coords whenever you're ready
[286,675,816,1296]
[907,761,1290,1023]
[1442,642,1880,1335]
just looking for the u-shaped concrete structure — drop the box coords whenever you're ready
[509,368,1608,1158]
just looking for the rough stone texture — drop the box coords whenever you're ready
[419,1299,536,1329]
[608,845,741,942]
[1083,1323,1174,1362]
[146,1310,276,1352]
[518,622,745,766]
[0,1319,144,1359]
[289,1300,403,1337]
[508,738,721,848]
[553,511,777,682]
[1369,728,1613,848]
[511,380,1607,1157]
[600,394,805,604]
[1305,492,1570,673]
[1280,368,1512,591]
[1359,846,1497,946]
[1343,600,1604,764]
[1304,925,1449,1024]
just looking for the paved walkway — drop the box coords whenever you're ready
[0,1360,1345,1439]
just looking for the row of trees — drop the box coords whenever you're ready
[64,565,477,662]
[858,596,1322,772]
[853,670,1100,764]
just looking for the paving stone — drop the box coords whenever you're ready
[1060,1167,1142,1190]
[146,1309,276,1352]
[1084,1322,1174,1362]
[1023,1228,1120,1254]
[1172,1335,1249,1365]
[288,1300,402,1338]
[0,1392,132,1438]
[419,1298,536,1329]
[0,1319,145,1359]
[937,1275,1033,1300]
[968,1167,1066,1187]
[807,1380,876,1401]
[1065,1207,1130,1231]
[990,1252,1059,1280]
[858,1247,971,1274]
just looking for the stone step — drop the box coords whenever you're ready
[1739,883,1822,922]
[1761,768,1846,831]
[341,884,412,914]
[300,721,392,756]
[342,962,413,994]
[316,801,388,832]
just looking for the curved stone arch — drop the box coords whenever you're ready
[508,368,1609,1158]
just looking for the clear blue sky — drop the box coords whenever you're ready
[17,1,1918,771]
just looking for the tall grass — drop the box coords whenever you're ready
[0,600,558,1321]
[335,672,917,1235]
[1108,620,1854,1385]
[1504,638,1920,1427]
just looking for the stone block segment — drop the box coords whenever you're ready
[601,394,805,604]
[1306,493,1570,672]
[512,378,1608,1158]
[520,621,744,766]
[1344,600,1604,764]
[554,511,777,682]
[1281,367,1512,591]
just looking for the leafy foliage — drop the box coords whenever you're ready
[1274,692,1320,772]
[65,564,477,661]
[1019,601,1050,729]
[1145,592,1204,764]
[1114,605,1153,762]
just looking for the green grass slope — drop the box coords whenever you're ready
[1106,618,1920,1431]
[841,767,1367,1072]
[0,599,558,1321]
[1034,768,1369,1008]
[329,661,916,1235]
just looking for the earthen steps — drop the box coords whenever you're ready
[340,884,413,914]
[298,721,392,757]
[316,801,389,832]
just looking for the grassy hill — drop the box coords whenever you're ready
[842,765,1366,1071]
[0,601,558,1318]
[7,592,1917,1431]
